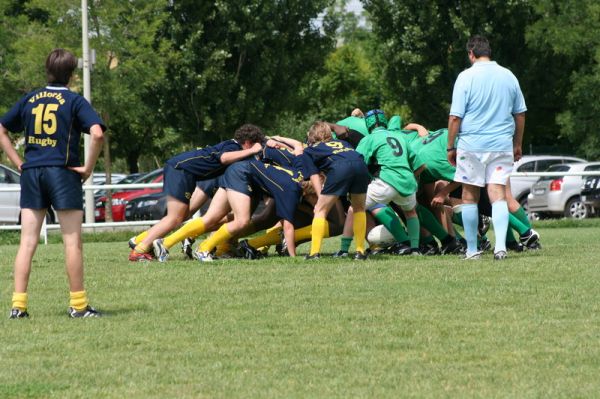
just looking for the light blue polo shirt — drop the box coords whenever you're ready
[450,61,527,152]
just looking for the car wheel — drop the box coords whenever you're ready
[519,194,540,221]
[564,196,589,219]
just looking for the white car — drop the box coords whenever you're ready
[0,163,21,224]
[528,162,600,219]
[510,155,586,211]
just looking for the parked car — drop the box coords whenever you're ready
[579,169,600,213]
[125,192,167,221]
[0,163,21,224]
[527,162,600,219]
[95,169,163,222]
[92,172,127,185]
[510,155,586,212]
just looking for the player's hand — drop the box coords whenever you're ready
[431,194,445,208]
[513,145,522,162]
[69,166,92,182]
[251,142,263,154]
[447,148,457,167]
[265,139,279,148]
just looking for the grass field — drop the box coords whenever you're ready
[1,221,600,398]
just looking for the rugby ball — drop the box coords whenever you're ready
[367,224,395,246]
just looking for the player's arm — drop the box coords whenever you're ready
[270,136,304,155]
[327,123,350,139]
[447,115,461,166]
[310,173,322,196]
[220,142,263,165]
[0,124,23,171]
[403,123,429,137]
[431,181,461,208]
[265,138,293,151]
[68,124,104,181]
[513,112,525,162]
[414,164,426,177]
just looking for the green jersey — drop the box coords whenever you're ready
[356,127,422,196]
[335,116,369,137]
[387,115,403,131]
[415,129,457,184]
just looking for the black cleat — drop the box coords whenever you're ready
[304,253,321,260]
[520,229,540,248]
[353,251,368,260]
[389,242,413,255]
[506,241,524,252]
[68,305,101,318]
[526,241,542,250]
[478,214,491,236]
[181,238,196,259]
[275,239,289,257]
[332,250,349,258]
[9,308,29,319]
[410,249,423,256]
[441,239,464,255]
[479,238,492,252]
[420,240,440,255]
[237,239,262,260]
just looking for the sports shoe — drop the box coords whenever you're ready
[238,239,261,260]
[304,253,321,260]
[68,305,101,318]
[494,250,508,260]
[275,239,290,257]
[193,250,214,262]
[354,251,368,260]
[410,249,423,256]
[519,229,540,248]
[128,249,154,262]
[153,239,170,262]
[9,308,29,319]
[420,240,440,256]
[479,238,492,252]
[506,241,524,252]
[128,236,137,250]
[440,238,463,255]
[181,238,195,259]
[462,251,483,260]
[526,241,542,250]
[389,242,412,255]
[478,214,491,236]
[332,250,349,258]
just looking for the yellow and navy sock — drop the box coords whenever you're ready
[164,218,206,249]
[133,231,149,245]
[69,290,89,312]
[12,292,28,312]
[199,224,233,253]
[353,211,367,253]
[309,217,327,255]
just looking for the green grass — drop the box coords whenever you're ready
[1,226,600,398]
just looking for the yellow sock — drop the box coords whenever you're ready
[295,221,329,244]
[69,290,89,311]
[248,226,282,248]
[215,241,232,257]
[134,242,150,254]
[353,211,367,253]
[164,218,206,249]
[309,217,327,255]
[12,292,28,311]
[199,224,233,252]
[133,231,149,244]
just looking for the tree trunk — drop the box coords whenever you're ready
[103,129,113,222]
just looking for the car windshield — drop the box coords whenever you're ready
[540,164,570,180]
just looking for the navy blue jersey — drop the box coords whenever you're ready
[302,139,364,176]
[166,139,242,179]
[260,146,309,181]
[248,159,302,223]
[0,85,105,169]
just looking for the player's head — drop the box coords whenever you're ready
[466,35,491,59]
[46,49,78,85]
[307,121,332,145]
[234,124,265,148]
[365,109,388,133]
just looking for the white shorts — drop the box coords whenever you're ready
[366,178,417,211]
[454,150,513,187]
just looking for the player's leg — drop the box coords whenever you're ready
[308,194,338,257]
[505,180,539,248]
[485,152,514,259]
[11,208,46,317]
[350,193,367,257]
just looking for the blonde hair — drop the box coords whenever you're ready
[307,121,333,145]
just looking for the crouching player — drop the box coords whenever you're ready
[194,157,304,261]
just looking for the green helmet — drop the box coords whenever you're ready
[365,109,388,133]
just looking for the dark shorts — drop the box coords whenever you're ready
[218,161,253,196]
[20,167,83,210]
[196,177,219,198]
[272,184,302,223]
[163,163,196,204]
[322,160,370,196]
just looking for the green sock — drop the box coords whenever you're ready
[506,228,518,243]
[509,213,529,236]
[416,204,449,241]
[512,207,532,229]
[420,234,434,245]
[406,216,420,249]
[340,236,353,252]
[373,206,410,243]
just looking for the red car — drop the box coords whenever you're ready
[95,169,163,222]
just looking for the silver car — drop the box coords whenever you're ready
[510,155,586,209]
[527,162,600,219]
[0,163,21,224]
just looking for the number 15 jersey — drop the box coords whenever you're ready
[356,126,423,197]
[0,85,105,169]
